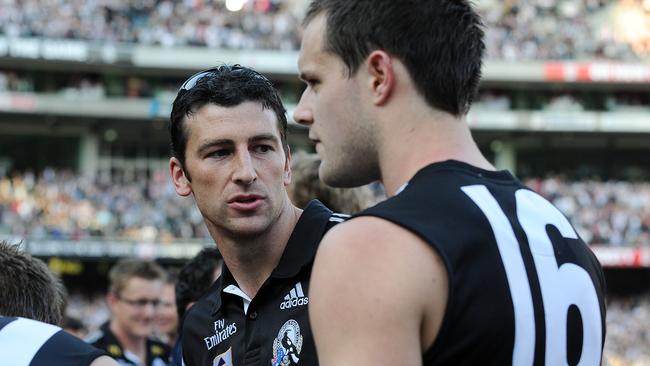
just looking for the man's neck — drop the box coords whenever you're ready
[210,200,302,299]
[378,109,495,196]
[109,321,147,363]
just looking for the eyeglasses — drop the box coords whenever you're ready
[118,296,161,308]
[178,64,269,92]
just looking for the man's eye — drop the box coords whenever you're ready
[208,149,230,158]
[254,145,272,153]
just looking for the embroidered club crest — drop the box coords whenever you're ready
[213,347,233,366]
[271,319,303,366]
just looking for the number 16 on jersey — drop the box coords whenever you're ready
[462,185,603,366]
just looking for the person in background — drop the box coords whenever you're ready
[175,247,223,320]
[88,259,170,366]
[288,150,378,213]
[0,241,117,366]
[63,315,88,339]
[168,247,222,366]
[294,0,606,364]
[155,269,179,347]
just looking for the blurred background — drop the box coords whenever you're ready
[0,0,649,364]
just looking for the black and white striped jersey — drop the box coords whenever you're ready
[0,316,106,366]
[181,200,345,366]
[357,160,606,365]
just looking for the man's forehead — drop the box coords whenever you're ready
[123,277,161,291]
[298,14,327,68]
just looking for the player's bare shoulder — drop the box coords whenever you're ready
[312,215,448,354]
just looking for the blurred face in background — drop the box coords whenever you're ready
[156,282,178,341]
[108,277,163,339]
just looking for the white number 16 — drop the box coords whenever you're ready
[462,185,602,366]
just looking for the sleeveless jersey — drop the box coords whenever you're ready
[0,316,106,366]
[357,160,606,365]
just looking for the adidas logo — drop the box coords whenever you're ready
[280,282,309,310]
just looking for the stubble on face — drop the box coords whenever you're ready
[182,103,291,241]
[299,15,381,188]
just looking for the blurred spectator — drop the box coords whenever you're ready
[175,247,222,320]
[288,151,380,214]
[155,269,179,347]
[63,315,88,338]
[88,259,171,366]
[171,247,222,366]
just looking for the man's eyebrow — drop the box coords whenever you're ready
[197,139,232,154]
[250,134,280,144]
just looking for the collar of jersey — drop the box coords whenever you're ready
[210,199,332,315]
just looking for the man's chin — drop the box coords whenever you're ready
[225,218,273,238]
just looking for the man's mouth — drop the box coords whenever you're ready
[228,194,265,211]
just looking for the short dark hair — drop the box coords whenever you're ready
[0,241,66,325]
[170,64,289,172]
[108,259,166,296]
[175,247,222,319]
[304,0,485,116]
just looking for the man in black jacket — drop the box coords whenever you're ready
[169,64,345,366]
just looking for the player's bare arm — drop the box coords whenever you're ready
[309,216,448,366]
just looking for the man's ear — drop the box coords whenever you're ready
[366,50,395,106]
[106,292,118,310]
[284,145,292,186]
[170,157,192,196]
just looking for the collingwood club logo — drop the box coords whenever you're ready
[271,319,303,366]
[213,347,233,366]
[280,282,308,310]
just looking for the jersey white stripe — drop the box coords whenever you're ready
[331,213,350,218]
[0,317,60,366]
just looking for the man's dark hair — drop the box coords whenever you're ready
[0,241,66,325]
[170,64,289,175]
[304,0,485,116]
[175,247,222,319]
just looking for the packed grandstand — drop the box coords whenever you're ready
[1,0,650,365]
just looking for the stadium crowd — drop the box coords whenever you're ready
[0,168,210,242]
[526,176,650,246]
[0,169,648,247]
[605,294,650,365]
[1,0,648,60]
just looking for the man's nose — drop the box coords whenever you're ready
[232,151,257,185]
[293,98,313,127]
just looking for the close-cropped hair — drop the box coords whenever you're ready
[289,151,377,213]
[108,259,166,296]
[0,241,66,325]
[175,247,222,319]
[170,64,289,172]
[304,0,485,116]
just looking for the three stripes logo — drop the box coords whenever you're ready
[280,282,309,310]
